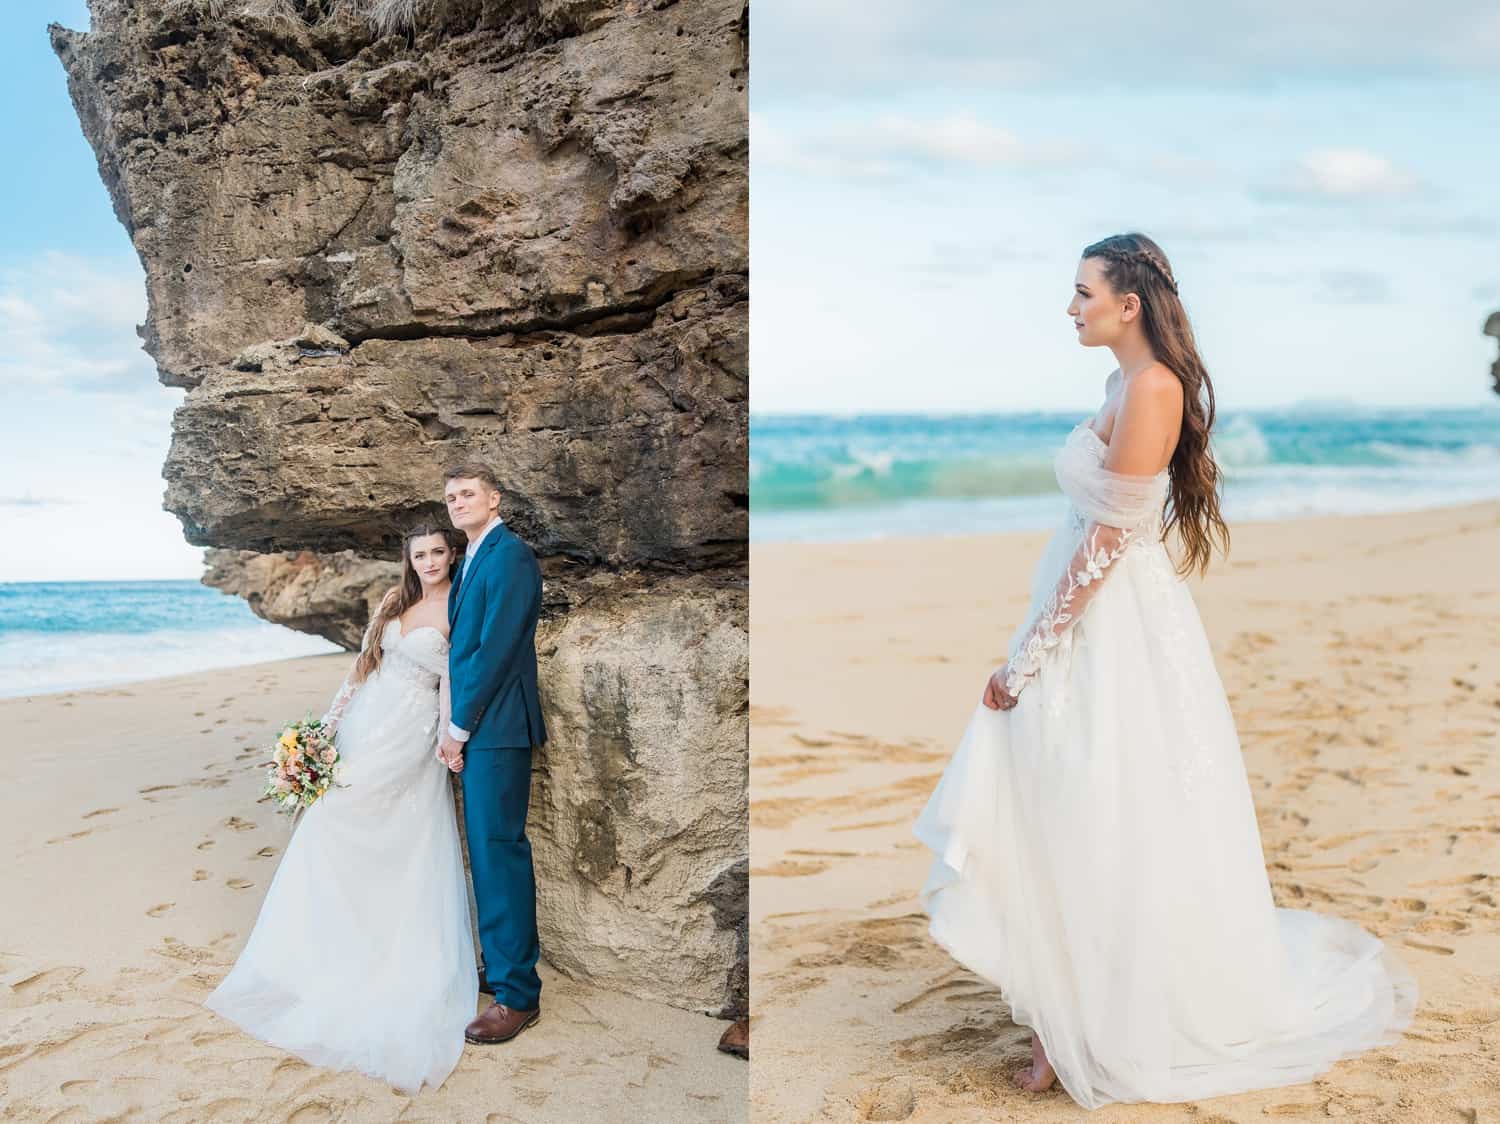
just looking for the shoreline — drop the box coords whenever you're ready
[750,492,1500,548]
[1,648,349,703]
[750,498,1500,1121]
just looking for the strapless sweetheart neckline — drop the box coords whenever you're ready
[384,619,449,646]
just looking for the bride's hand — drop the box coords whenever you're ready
[983,664,1018,711]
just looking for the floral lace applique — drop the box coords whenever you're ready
[1004,521,1145,699]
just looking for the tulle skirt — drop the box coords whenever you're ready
[913,539,1417,1109]
[205,666,478,1094]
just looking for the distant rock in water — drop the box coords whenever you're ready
[54,0,748,1015]
[1486,310,1499,395]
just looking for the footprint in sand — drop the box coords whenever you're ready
[893,977,992,1013]
[192,870,211,882]
[196,839,215,851]
[856,1077,916,1122]
[225,817,256,832]
[226,878,254,890]
[254,847,276,859]
[146,903,174,918]
[286,1102,336,1123]
[45,829,91,845]
[82,808,118,819]
[11,965,84,997]
[750,859,830,878]
[1414,917,1469,934]
[1404,938,1455,955]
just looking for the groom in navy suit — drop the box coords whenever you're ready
[437,462,547,1044]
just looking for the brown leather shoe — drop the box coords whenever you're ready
[717,1017,748,1060]
[465,1000,540,1044]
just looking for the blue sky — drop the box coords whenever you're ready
[0,2,198,581]
[3,3,1500,580]
[752,1,1500,415]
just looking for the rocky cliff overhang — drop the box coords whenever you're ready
[53,0,749,1015]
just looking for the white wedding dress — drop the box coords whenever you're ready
[914,417,1417,1110]
[205,618,478,1094]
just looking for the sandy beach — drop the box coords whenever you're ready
[0,655,744,1122]
[750,499,1500,1123]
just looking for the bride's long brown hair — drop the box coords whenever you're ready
[350,523,465,684]
[1081,232,1231,578]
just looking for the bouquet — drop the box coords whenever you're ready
[262,717,343,814]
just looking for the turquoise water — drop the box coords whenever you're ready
[0,580,340,698]
[750,405,1500,542]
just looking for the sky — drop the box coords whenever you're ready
[0,2,201,581]
[3,3,1499,579]
[751,1,1500,415]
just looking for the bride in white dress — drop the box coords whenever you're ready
[914,233,1417,1109]
[205,524,478,1094]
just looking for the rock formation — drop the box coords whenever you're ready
[53,0,747,1015]
[204,547,400,649]
[1486,310,1499,395]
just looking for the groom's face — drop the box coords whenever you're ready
[444,476,500,533]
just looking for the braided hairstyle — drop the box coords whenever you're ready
[1081,231,1230,578]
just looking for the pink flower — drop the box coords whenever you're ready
[274,777,292,792]
[320,748,337,765]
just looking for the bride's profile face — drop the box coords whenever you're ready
[409,534,454,588]
[1067,256,1136,347]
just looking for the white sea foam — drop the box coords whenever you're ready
[1209,414,1272,467]
[0,624,343,699]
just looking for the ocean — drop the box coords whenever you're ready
[0,580,342,699]
[750,405,1500,543]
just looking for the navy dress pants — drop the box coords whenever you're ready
[460,746,542,1010]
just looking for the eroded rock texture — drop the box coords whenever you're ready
[203,546,400,649]
[54,0,747,1014]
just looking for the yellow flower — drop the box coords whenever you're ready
[279,730,298,750]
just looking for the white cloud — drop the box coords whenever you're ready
[1279,148,1421,201]
[753,109,1080,181]
[0,250,152,392]
[0,493,78,507]
[751,1,1500,97]
[1318,269,1394,304]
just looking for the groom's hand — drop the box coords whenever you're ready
[438,734,465,773]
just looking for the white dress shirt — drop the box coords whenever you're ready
[448,513,504,744]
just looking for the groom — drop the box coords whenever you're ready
[437,462,548,1044]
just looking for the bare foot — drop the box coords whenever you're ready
[1013,1031,1057,1093]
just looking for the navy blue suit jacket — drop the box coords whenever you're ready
[447,523,547,749]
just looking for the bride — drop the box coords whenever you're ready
[913,232,1417,1109]
[205,523,478,1094]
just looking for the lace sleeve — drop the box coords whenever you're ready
[320,671,360,738]
[1003,461,1167,700]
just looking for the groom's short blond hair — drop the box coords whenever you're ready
[443,462,500,491]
